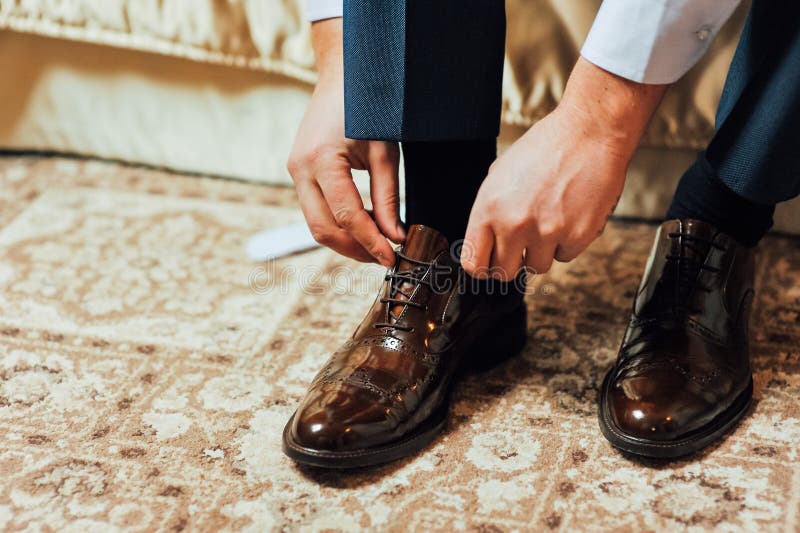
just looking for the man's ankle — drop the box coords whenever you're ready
[666,152,774,247]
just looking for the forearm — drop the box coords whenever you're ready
[559,57,669,160]
[311,18,344,85]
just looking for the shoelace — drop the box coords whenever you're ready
[620,231,727,359]
[661,231,726,314]
[374,251,434,332]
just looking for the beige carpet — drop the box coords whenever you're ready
[0,155,798,532]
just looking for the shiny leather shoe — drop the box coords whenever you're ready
[599,219,755,458]
[283,224,527,468]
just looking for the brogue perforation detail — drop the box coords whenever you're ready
[619,357,724,386]
[349,335,429,361]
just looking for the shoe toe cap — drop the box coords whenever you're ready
[606,365,712,441]
[289,383,391,451]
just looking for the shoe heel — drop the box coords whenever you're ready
[464,304,527,374]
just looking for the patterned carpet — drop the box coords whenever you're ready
[0,155,798,532]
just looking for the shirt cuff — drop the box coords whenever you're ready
[581,0,741,84]
[305,0,343,21]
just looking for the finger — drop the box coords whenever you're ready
[554,241,588,263]
[524,241,557,276]
[555,223,599,263]
[368,143,406,243]
[461,223,494,279]
[489,230,526,281]
[317,166,396,267]
[295,180,375,263]
[553,246,580,263]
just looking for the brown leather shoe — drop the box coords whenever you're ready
[283,224,527,468]
[599,219,755,458]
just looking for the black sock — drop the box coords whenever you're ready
[402,140,496,244]
[666,152,775,247]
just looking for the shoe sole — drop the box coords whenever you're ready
[282,304,527,469]
[597,370,753,459]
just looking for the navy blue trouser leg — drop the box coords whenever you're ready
[668,1,800,244]
[343,0,506,141]
[707,0,800,204]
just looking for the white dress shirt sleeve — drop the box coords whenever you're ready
[306,0,342,21]
[581,0,742,84]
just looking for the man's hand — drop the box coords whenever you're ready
[287,19,404,267]
[462,58,667,280]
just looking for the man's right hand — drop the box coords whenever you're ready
[287,19,404,267]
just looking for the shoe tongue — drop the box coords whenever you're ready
[387,225,450,322]
[399,225,450,265]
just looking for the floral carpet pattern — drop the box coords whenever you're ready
[0,156,798,532]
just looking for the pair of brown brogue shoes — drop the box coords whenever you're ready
[282,220,754,467]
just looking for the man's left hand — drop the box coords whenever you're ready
[461,57,667,281]
[461,105,627,280]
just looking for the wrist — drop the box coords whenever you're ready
[315,69,343,95]
[558,57,668,160]
[311,18,344,85]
